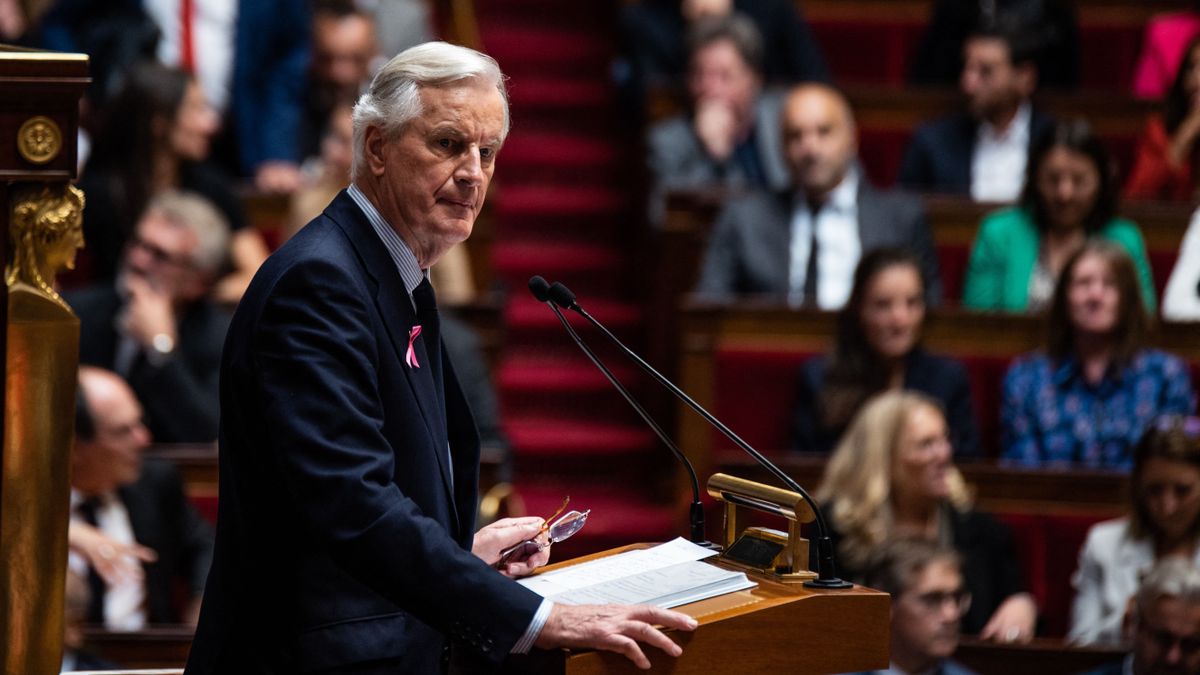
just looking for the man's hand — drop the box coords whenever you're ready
[979,592,1037,643]
[68,521,157,587]
[535,603,698,670]
[472,516,548,578]
[255,161,303,194]
[693,99,738,161]
[120,274,177,348]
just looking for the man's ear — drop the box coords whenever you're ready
[1015,63,1038,98]
[363,125,388,177]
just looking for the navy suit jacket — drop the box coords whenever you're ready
[185,191,541,673]
[897,109,1054,196]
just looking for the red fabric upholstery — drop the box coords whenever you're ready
[713,349,816,452]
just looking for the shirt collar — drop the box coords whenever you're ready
[795,166,859,214]
[979,101,1032,144]
[1051,352,1125,388]
[347,183,426,298]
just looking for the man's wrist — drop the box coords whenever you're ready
[511,599,554,654]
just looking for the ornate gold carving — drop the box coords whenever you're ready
[16,116,62,165]
[6,184,85,310]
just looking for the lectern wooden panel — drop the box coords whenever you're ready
[500,544,889,675]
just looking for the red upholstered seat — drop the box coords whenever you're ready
[713,348,816,452]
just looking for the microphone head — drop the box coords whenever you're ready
[528,276,551,302]
[548,282,577,309]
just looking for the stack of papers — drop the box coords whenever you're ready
[518,537,757,608]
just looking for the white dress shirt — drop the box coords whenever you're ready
[145,0,237,113]
[971,102,1031,203]
[68,490,148,631]
[788,169,861,309]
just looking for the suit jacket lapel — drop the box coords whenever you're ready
[325,191,459,526]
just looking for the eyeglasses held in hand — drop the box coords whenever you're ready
[494,497,590,569]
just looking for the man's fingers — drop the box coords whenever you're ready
[606,634,650,670]
[132,544,158,563]
[629,606,698,631]
[631,620,683,657]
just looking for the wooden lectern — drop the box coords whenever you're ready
[499,544,889,675]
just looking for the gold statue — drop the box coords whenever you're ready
[6,184,85,310]
[0,182,84,674]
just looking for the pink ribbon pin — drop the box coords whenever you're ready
[406,325,422,368]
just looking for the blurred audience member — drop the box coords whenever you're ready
[38,0,311,191]
[1132,2,1200,100]
[793,248,977,456]
[302,0,379,162]
[68,366,214,629]
[67,191,232,444]
[618,0,827,112]
[695,84,941,308]
[645,15,789,226]
[371,0,433,60]
[899,25,1052,201]
[1071,416,1200,646]
[1078,557,1200,675]
[1001,241,1194,469]
[76,62,265,303]
[61,569,121,672]
[963,120,1156,312]
[1163,207,1200,321]
[909,0,1079,89]
[1126,36,1200,202]
[36,0,159,108]
[852,539,978,675]
[816,391,1036,639]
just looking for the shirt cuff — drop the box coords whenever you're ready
[510,598,554,654]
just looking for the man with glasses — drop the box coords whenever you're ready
[854,538,978,675]
[1083,557,1200,675]
[66,366,214,629]
[67,190,232,443]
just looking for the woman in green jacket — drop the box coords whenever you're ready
[963,119,1156,312]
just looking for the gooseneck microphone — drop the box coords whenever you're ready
[527,277,711,546]
[543,279,851,588]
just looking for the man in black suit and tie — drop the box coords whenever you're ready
[185,42,696,673]
[898,26,1053,202]
[694,83,942,308]
[68,366,214,629]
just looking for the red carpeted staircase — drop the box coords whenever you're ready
[477,1,682,558]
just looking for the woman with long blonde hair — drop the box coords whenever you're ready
[817,390,1037,642]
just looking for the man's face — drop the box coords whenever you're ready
[782,88,857,199]
[961,37,1027,122]
[891,561,967,667]
[1134,597,1200,675]
[73,380,151,493]
[688,39,759,121]
[313,13,377,101]
[363,79,505,265]
[122,211,203,302]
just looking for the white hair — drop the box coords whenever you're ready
[350,41,509,181]
[144,190,231,276]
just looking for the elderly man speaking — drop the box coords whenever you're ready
[185,43,696,673]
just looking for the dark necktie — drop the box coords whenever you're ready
[413,278,454,493]
[802,202,822,306]
[412,279,442,393]
[76,497,108,624]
